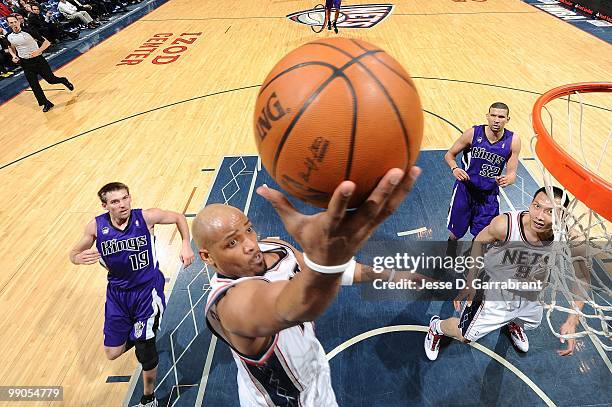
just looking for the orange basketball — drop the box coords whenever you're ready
[253,37,424,208]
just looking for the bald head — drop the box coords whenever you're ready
[192,204,248,251]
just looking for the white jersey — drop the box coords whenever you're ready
[205,241,338,407]
[461,211,549,341]
[483,211,551,293]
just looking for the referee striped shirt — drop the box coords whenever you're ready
[7,29,44,59]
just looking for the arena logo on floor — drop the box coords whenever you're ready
[116,32,202,66]
[287,4,394,29]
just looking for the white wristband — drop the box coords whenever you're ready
[303,252,356,275]
[340,260,356,286]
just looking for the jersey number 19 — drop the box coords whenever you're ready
[129,251,150,271]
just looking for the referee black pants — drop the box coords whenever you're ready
[20,55,69,106]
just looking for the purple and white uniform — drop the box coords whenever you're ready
[325,0,341,10]
[447,125,513,238]
[96,209,165,347]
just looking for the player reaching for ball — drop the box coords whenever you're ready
[196,167,422,406]
[445,102,521,258]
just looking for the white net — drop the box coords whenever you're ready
[532,85,611,352]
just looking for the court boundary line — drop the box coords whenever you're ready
[138,10,540,23]
[395,11,538,16]
[123,155,228,406]
[499,186,517,212]
[167,153,609,406]
[0,86,260,171]
[4,79,609,171]
[191,156,261,406]
[122,196,201,406]
[327,325,557,407]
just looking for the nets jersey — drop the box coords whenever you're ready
[484,211,552,291]
[95,209,160,289]
[205,241,337,407]
[462,125,513,191]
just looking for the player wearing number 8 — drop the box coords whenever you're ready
[445,102,521,253]
[69,182,195,407]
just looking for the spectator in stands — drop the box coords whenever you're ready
[8,0,25,16]
[29,3,77,42]
[105,0,129,13]
[57,0,98,28]
[0,26,18,77]
[67,0,107,21]
[15,12,29,30]
[0,1,12,17]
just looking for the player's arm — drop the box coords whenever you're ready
[217,256,429,339]
[444,127,474,181]
[143,208,195,267]
[497,135,521,187]
[453,214,508,310]
[263,239,429,286]
[69,219,101,265]
[557,237,591,356]
[216,266,342,338]
[214,237,343,338]
[220,167,421,338]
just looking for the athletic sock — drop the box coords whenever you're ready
[433,318,443,335]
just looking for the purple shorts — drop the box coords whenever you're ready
[103,270,166,347]
[326,0,341,9]
[447,181,499,239]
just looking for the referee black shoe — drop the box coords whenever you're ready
[42,102,54,112]
[65,80,74,91]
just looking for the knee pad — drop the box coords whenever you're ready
[135,338,158,371]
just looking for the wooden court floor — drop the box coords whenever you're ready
[0,0,609,405]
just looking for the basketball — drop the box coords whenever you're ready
[253,37,424,208]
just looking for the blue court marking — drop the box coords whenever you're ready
[126,152,611,407]
[107,375,132,383]
[126,156,259,407]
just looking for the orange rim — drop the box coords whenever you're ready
[532,82,612,222]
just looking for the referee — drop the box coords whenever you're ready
[6,15,74,112]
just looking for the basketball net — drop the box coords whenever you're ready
[531,83,611,352]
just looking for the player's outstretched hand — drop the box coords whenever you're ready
[257,167,421,267]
